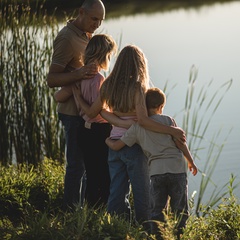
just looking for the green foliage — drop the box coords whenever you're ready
[180,175,240,240]
[1,160,240,239]
[0,158,64,223]
[0,0,65,165]
[147,212,179,240]
[1,206,150,240]
[178,66,234,212]
[142,178,240,240]
[0,160,150,239]
[183,198,240,239]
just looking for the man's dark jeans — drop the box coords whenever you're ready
[58,113,86,209]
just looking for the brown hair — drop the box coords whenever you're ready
[146,87,166,109]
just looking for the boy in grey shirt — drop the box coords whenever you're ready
[105,87,197,238]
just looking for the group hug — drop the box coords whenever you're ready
[46,0,198,239]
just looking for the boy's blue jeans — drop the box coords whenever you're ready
[58,113,86,209]
[150,173,189,231]
[107,144,150,223]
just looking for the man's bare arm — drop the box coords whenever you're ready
[46,63,98,88]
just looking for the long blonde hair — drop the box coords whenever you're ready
[101,45,150,112]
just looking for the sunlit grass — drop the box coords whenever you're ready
[182,175,240,240]
[0,159,148,239]
[179,66,235,213]
[1,160,240,239]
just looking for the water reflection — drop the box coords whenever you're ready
[54,0,232,17]
[35,0,238,20]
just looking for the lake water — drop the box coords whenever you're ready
[97,1,240,204]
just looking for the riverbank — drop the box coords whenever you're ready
[1,158,240,239]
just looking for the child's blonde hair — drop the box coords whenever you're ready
[84,34,117,70]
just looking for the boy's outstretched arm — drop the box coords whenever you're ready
[174,139,198,176]
[105,137,126,151]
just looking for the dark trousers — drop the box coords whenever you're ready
[150,173,189,236]
[58,113,86,209]
[83,122,112,207]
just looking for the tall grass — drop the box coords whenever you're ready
[0,1,65,165]
[182,175,240,240]
[179,65,234,214]
[162,64,236,213]
[0,159,149,239]
[1,159,240,239]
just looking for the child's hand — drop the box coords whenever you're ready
[105,137,125,151]
[105,137,111,146]
[188,162,198,176]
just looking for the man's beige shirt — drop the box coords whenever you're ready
[52,20,90,115]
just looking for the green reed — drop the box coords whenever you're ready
[0,1,64,165]
[179,65,233,214]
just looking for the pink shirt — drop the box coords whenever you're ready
[110,116,136,139]
[80,72,107,123]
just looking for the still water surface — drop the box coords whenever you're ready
[97,1,240,203]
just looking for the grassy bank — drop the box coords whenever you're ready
[1,159,240,240]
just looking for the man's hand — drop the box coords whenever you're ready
[47,63,98,88]
[76,63,98,80]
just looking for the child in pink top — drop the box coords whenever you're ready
[54,34,117,207]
